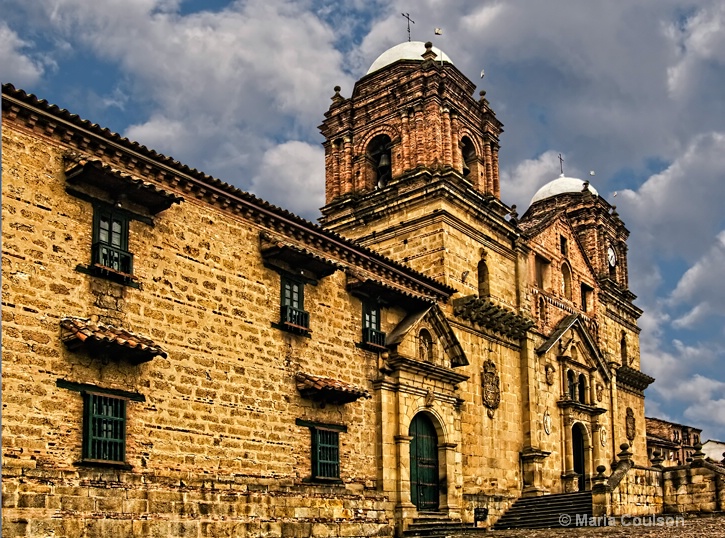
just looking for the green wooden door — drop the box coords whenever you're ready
[409,413,439,511]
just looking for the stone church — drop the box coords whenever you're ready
[4,41,720,538]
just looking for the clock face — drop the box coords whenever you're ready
[607,246,617,267]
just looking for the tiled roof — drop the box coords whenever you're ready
[295,372,371,404]
[60,316,167,364]
[3,83,456,302]
[65,157,184,214]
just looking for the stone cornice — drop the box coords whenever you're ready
[616,365,655,395]
[453,295,534,340]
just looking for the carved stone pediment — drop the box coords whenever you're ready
[386,304,468,368]
[538,314,611,382]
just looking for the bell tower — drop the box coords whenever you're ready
[319,42,516,292]
[319,41,505,217]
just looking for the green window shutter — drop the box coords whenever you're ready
[363,302,380,330]
[312,428,340,479]
[92,206,133,274]
[83,393,126,462]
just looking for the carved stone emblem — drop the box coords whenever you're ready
[596,383,604,403]
[482,360,501,419]
[424,389,435,408]
[600,427,607,447]
[543,410,552,435]
[625,408,636,441]
[545,364,556,386]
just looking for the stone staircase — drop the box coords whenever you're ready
[492,491,593,530]
[402,512,488,537]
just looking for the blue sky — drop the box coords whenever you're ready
[3,0,725,443]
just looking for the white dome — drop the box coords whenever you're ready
[530,175,599,205]
[366,41,453,75]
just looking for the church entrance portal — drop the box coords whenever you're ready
[572,424,586,491]
[409,413,439,511]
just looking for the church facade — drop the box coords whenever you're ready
[2,42,660,537]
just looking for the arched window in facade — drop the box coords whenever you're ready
[367,134,392,189]
[477,259,490,297]
[578,374,587,404]
[620,332,628,365]
[567,370,577,400]
[418,329,434,362]
[562,263,572,300]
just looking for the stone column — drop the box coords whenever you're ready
[592,423,602,471]
[608,363,619,459]
[401,109,411,172]
[562,415,577,492]
[439,442,461,516]
[441,106,452,168]
[394,434,417,534]
[342,136,353,194]
[451,111,461,173]
[414,105,424,167]
[483,142,493,195]
[492,146,500,198]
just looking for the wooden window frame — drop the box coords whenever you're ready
[89,204,135,283]
[296,419,346,483]
[82,392,127,465]
[278,274,310,334]
[361,301,386,350]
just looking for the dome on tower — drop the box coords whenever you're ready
[366,41,453,75]
[530,174,599,205]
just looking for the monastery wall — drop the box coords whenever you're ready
[2,123,396,537]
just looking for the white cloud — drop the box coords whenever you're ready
[249,141,325,219]
[666,3,725,98]
[669,230,725,327]
[0,22,48,85]
[617,132,725,261]
[500,150,567,209]
[21,0,353,210]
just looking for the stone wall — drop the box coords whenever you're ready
[2,111,406,537]
[663,464,724,514]
[608,466,664,516]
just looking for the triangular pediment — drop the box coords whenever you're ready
[386,304,468,368]
[537,314,611,382]
[522,213,598,284]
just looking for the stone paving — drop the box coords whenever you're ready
[453,513,725,537]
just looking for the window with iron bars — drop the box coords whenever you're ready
[82,393,126,463]
[312,428,340,480]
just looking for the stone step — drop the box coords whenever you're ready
[492,492,593,530]
[403,523,488,537]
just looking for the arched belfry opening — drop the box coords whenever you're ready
[461,136,484,192]
[367,134,392,189]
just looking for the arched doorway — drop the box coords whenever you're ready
[572,424,586,492]
[409,413,439,511]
